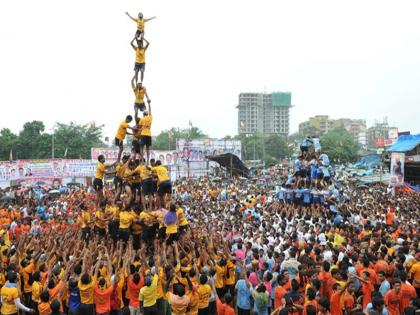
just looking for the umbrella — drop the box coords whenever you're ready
[48,190,60,194]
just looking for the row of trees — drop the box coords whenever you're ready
[0,121,105,160]
[0,121,359,164]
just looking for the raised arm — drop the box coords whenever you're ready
[143,38,150,50]
[144,16,156,22]
[125,12,137,22]
[130,38,137,50]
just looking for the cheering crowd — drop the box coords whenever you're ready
[0,10,420,315]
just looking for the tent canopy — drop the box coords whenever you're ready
[388,134,420,153]
[207,153,249,177]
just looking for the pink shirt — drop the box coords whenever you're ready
[236,250,245,260]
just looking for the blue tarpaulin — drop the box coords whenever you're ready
[406,183,420,192]
[353,154,381,169]
[388,134,420,153]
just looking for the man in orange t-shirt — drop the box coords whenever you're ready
[274,274,288,310]
[398,273,416,313]
[317,261,332,298]
[384,279,402,315]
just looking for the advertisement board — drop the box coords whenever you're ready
[176,139,242,161]
[90,148,180,165]
[0,159,95,181]
[390,152,405,187]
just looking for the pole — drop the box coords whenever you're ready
[230,153,233,178]
[52,133,55,159]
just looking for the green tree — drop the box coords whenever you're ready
[52,122,105,159]
[264,134,290,163]
[16,121,48,159]
[320,128,359,163]
[0,128,18,160]
[153,127,208,151]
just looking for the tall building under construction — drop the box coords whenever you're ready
[237,92,291,137]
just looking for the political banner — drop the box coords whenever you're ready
[90,148,180,165]
[176,139,242,161]
[0,159,96,181]
[390,152,404,187]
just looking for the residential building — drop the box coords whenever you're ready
[299,116,367,146]
[237,92,291,137]
[298,115,339,136]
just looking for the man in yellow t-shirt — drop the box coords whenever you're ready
[131,80,151,119]
[197,274,212,313]
[113,155,129,204]
[125,11,156,40]
[139,274,159,314]
[1,271,34,314]
[139,101,153,164]
[131,38,149,84]
[176,202,189,234]
[106,203,120,243]
[152,161,172,208]
[119,207,134,243]
[115,115,134,162]
[94,154,117,208]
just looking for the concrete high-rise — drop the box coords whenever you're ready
[237,92,291,137]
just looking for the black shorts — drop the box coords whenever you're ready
[166,232,178,245]
[132,140,141,154]
[114,176,123,189]
[299,169,307,178]
[317,172,324,180]
[140,136,152,147]
[115,138,123,147]
[119,228,130,242]
[131,182,141,192]
[94,226,106,237]
[142,178,154,195]
[134,62,145,72]
[158,181,172,196]
[142,226,155,241]
[134,103,146,111]
[158,227,166,240]
[300,145,308,152]
[93,178,103,191]
[135,30,144,37]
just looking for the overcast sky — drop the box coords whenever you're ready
[1,0,419,140]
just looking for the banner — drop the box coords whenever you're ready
[90,148,180,165]
[390,152,404,187]
[375,137,385,148]
[10,177,63,189]
[176,139,242,161]
[0,159,96,181]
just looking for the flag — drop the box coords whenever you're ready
[64,148,68,158]
[9,150,13,161]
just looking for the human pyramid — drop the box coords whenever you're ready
[92,12,173,213]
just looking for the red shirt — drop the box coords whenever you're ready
[302,300,317,315]
[216,299,226,315]
[330,291,343,315]
[274,286,287,309]
[399,283,416,313]
[127,278,144,307]
[384,289,401,315]
[361,282,374,309]
[317,271,332,298]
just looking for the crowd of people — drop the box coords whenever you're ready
[0,11,419,315]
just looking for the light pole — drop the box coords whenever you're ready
[52,132,55,159]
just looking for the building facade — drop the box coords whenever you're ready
[237,92,291,137]
[299,115,367,147]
